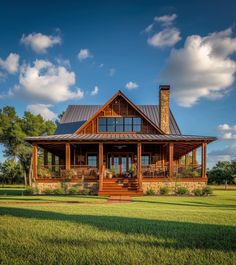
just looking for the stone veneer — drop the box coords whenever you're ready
[159,86,170,134]
[142,181,206,195]
[32,181,98,194]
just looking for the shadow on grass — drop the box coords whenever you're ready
[0,207,235,251]
[133,199,236,210]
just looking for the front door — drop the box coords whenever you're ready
[107,153,133,177]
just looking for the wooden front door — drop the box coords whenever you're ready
[107,153,133,177]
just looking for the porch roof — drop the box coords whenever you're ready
[26,133,216,143]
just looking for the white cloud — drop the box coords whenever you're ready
[13,59,84,102]
[77,49,92,61]
[21,33,61,53]
[208,142,236,162]
[148,28,181,47]
[217,123,236,131]
[125,81,139,90]
[154,14,177,26]
[109,68,116,77]
[160,28,236,107]
[0,53,20,74]
[144,23,154,33]
[27,104,57,120]
[91,86,99,96]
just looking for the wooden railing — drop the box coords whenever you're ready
[142,164,202,178]
[37,165,99,179]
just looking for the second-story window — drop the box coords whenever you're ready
[98,117,142,132]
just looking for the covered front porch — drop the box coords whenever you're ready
[30,140,208,194]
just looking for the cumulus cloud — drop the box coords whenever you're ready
[77,49,92,61]
[13,59,84,102]
[27,104,57,120]
[147,28,181,47]
[21,33,61,53]
[221,132,236,139]
[217,123,236,131]
[91,86,99,96]
[125,81,139,90]
[160,28,236,107]
[154,14,177,26]
[0,53,20,74]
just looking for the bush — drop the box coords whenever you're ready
[82,188,91,195]
[176,186,188,195]
[202,186,213,196]
[43,188,53,195]
[24,187,38,195]
[145,188,156,196]
[68,187,78,195]
[160,186,170,195]
[53,188,64,195]
[192,188,203,196]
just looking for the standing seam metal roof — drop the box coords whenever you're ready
[56,105,181,135]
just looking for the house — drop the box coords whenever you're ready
[26,86,216,195]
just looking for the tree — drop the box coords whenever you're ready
[0,160,23,185]
[0,106,56,184]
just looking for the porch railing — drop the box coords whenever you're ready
[142,164,202,178]
[37,165,99,179]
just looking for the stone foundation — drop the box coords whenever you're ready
[142,181,206,195]
[32,181,98,194]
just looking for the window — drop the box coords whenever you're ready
[87,154,97,167]
[98,117,142,132]
[142,154,150,165]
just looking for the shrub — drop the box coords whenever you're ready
[192,188,203,196]
[82,188,91,195]
[160,186,170,195]
[202,186,213,196]
[145,188,156,196]
[176,186,188,195]
[43,188,53,195]
[68,187,78,195]
[53,188,64,195]
[24,187,38,195]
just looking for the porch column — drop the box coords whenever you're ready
[99,143,104,192]
[137,142,142,191]
[32,143,38,179]
[185,153,189,168]
[169,143,174,178]
[201,143,207,178]
[65,143,71,170]
[51,154,56,172]
[43,149,48,168]
[192,149,197,169]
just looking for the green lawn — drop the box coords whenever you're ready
[0,190,235,265]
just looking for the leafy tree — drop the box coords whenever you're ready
[0,106,56,184]
[0,160,23,184]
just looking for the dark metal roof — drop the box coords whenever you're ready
[57,105,181,135]
[26,133,216,143]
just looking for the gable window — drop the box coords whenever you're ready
[98,117,142,132]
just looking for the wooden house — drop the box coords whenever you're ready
[26,86,216,195]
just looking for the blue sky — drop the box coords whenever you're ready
[0,0,236,167]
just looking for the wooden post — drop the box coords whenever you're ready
[169,143,174,178]
[185,153,189,168]
[201,143,207,178]
[99,143,104,192]
[65,143,71,170]
[51,154,55,172]
[43,149,48,168]
[32,144,38,179]
[192,149,197,169]
[137,142,142,191]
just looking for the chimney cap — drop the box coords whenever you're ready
[159,85,170,90]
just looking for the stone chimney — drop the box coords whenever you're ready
[159,85,170,134]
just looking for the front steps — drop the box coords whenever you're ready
[98,178,143,196]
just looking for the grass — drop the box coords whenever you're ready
[0,189,235,265]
